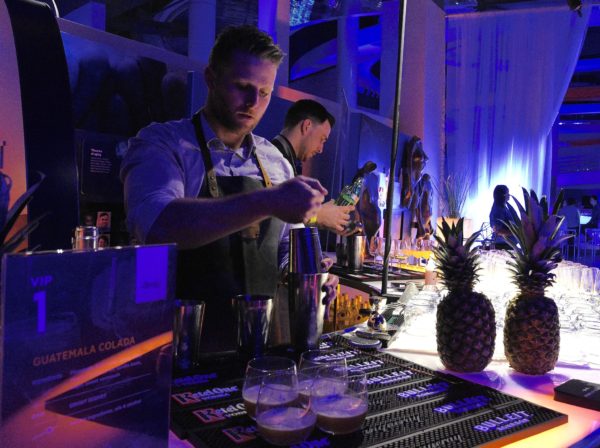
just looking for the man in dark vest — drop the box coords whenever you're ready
[121,26,338,350]
[272,99,354,235]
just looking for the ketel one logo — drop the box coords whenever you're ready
[222,425,257,444]
[193,402,246,424]
[171,385,239,406]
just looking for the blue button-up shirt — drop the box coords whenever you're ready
[120,117,296,269]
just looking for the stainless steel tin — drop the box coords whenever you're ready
[289,227,323,274]
[173,300,205,370]
[288,272,328,352]
[232,294,274,357]
[336,235,366,271]
[73,226,98,250]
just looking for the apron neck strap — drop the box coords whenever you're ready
[192,112,272,198]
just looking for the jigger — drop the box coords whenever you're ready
[289,227,323,274]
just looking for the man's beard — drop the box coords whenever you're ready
[208,95,256,134]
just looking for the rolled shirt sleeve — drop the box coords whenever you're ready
[120,120,204,243]
[120,118,296,247]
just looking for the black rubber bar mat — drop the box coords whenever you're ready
[173,337,567,447]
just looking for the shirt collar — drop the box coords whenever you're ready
[199,110,256,158]
[277,134,297,160]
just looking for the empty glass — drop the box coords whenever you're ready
[256,371,316,446]
[242,356,296,420]
[393,239,408,266]
[368,236,383,269]
[311,367,368,435]
[376,237,387,265]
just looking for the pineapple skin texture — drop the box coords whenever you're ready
[504,295,560,375]
[436,291,496,372]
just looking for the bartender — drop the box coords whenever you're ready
[120,25,338,350]
[272,99,355,235]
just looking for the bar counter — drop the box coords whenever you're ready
[333,261,600,448]
[385,344,600,447]
[169,260,599,447]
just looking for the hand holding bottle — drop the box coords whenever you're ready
[334,161,376,232]
[311,200,355,234]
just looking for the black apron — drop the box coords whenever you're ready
[176,113,284,351]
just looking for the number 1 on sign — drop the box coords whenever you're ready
[34,290,46,333]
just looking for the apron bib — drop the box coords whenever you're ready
[176,113,284,351]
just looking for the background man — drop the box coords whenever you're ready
[272,99,354,235]
[121,26,337,350]
[558,197,581,231]
[582,195,599,232]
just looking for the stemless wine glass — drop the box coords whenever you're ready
[299,349,349,371]
[242,356,296,420]
[298,349,348,397]
[255,371,316,446]
[311,367,368,435]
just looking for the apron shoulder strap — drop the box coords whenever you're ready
[254,152,272,188]
[192,112,220,198]
[192,112,272,191]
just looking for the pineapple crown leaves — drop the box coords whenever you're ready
[433,217,482,291]
[503,188,570,293]
[0,171,46,256]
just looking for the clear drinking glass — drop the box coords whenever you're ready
[376,237,387,266]
[311,367,368,435]
[242,356,296,420]
[298,349,348,398]
[368,236,382,268]
[299,349,349,371]
[394,239,408,266]
[581,267,596,296]
[255,371,316,446]
[594,268,600,298]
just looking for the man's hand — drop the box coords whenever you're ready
[314,200,355,235]
[269,176,327,223]
[320,257,338,320]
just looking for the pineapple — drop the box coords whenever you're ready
[433,218,495,372]
[503,188,569,375]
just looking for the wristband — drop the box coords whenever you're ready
[307,215,318,227]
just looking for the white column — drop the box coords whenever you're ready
[258,0,289,87]
[379,0,399,119]
[258,0,276,35]
[337,14,358,108]
[187,0,216,63]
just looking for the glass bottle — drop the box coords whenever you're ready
[335,161,377,207]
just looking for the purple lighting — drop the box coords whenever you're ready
[434,395,490,414]
[397,381,450,399]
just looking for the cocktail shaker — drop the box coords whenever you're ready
[288,272,328,352]
[336,235,365,271]
[173,300,205,370]
[232,294,273,358]
[289,227,323,274]
[285,227,328,351]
